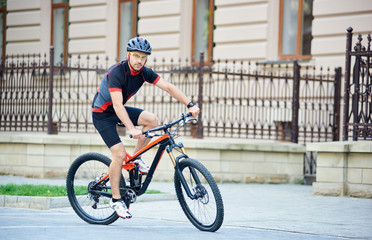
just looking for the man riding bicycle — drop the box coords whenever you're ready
[92,37,200,219]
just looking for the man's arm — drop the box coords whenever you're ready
[155,77,200,117]
[110,91,142,139]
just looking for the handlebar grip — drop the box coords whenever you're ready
[186,112,192,117]
[129,131,145,138]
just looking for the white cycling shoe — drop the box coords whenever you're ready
[133,158,149,174]
[109,198,132,219]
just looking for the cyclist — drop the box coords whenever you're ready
[92,37,200,219]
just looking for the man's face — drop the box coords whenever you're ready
[128,51,148,71]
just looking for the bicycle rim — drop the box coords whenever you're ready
[175,158,224,232]
[66,153,118,225]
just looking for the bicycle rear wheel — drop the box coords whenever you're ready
[66,152,126,225]
[174,158,224,232]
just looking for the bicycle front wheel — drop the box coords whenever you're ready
[66,152,126,225]
[174,158,224,232]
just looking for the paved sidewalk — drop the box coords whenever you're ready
[0,175,372,239]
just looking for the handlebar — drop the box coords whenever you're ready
[126,113,195,138]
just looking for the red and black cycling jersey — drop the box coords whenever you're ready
[92,60,160,113]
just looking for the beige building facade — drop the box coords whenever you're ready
[2,0,372,197]
[3,0,372,69]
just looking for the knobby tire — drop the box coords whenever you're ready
[174,158,224,232]
[66,152,126,225]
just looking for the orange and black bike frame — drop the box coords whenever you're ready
[94,133,188,197]
[92,113,198,199]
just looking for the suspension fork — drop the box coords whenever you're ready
[167,143,200,200]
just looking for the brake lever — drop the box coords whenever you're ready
[144,132,160,141]
[185,118,197,124]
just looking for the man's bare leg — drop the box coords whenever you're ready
[108,142,132,219]
[133,111,159,154]
[109,142,126,199]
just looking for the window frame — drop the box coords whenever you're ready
[278,0,312,60]
[0,5,6,62]
[191,0,214,65]
[51,0,69,63]
[117,0,138,61]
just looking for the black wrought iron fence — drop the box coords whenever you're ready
[343,27,372,140]
[0,47,342,143]
[0,53,50,132]
[304,151,317,185]
[211,60,341,143]
[49,48,108,133]
[134,54,341,143]
[0,47,107,134]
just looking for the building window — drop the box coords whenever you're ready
[279,0,313,60]
[192,0,214,64]
[51,0,69,64]
[0,1,6,62]
[117,0,137,61]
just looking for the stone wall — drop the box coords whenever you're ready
[308,142,372,198]
[0,133,305,184]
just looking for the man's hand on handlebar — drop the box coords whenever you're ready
[188,105,200,118]
[129,128,142,139]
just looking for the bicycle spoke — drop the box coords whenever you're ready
[66,153,121,224]
[183,165,217,225]
[175,158,224,231]
[73,160,114,220]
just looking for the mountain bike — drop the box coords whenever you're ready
[66,113,224,232]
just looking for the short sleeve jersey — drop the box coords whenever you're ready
[92,60,160,113]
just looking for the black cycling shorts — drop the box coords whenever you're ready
[92,106,144,148]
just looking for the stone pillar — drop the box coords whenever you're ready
[308,142,372,198]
